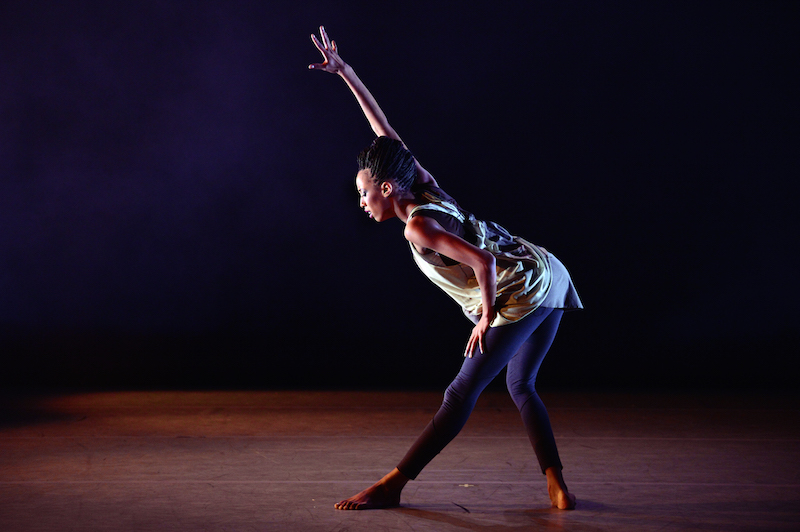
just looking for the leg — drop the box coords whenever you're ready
[396,310,554,479]
[335,311,545,510]
[505,308,575,509]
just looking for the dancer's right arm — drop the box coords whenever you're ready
[309,26,438,187]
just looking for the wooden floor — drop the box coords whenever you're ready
[0,389,798,531]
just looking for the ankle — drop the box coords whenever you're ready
[380,468,410,492]
[545,467,567,490]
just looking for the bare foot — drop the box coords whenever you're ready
[334,482,400,510]
[334,468,409,510]
[545,466,576,510]
[550,488,576,510]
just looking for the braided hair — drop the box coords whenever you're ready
[357,136,417,191]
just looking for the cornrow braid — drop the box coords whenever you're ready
[357,136,418,191]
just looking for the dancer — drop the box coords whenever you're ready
[309,26,582,511]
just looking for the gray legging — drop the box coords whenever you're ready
[397,306,565,479]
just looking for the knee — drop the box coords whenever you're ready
[443,375,483,412]
[506,377,537,410]
[443,381,467,410]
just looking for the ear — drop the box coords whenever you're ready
[381,181,393,197]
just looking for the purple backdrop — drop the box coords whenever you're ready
[1,1,797,389]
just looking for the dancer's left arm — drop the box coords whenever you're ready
[404,216,497,358]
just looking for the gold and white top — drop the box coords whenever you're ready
[409,200,581,327]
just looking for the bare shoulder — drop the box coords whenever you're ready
[404,213,442,247]
[406,212,490,268]
[406,213,453,256]
[404,212,433,236]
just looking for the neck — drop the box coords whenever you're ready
[392,194,420,224]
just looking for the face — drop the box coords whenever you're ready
[356,169,394,222]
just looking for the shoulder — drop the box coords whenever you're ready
[405,212,446,246]
[405,211,439,233]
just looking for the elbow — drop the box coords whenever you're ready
[478,251,496,276]
[485,251,496,270]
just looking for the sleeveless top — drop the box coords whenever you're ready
[408,186,582,327]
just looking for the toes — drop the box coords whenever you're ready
[334,499,362,510]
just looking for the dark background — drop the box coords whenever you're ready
[1,1,797,391]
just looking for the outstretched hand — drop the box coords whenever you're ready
[309,26,346,74]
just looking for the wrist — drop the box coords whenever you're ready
[338,63,354,79]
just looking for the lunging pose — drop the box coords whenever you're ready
[309,26,582,511]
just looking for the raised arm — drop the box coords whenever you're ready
[308,27,397,140]
[309,26,438,187]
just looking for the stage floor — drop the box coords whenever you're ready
[1,389,798,531]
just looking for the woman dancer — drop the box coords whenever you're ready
[309,26,581,511]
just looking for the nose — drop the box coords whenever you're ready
[359,196,366,208]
